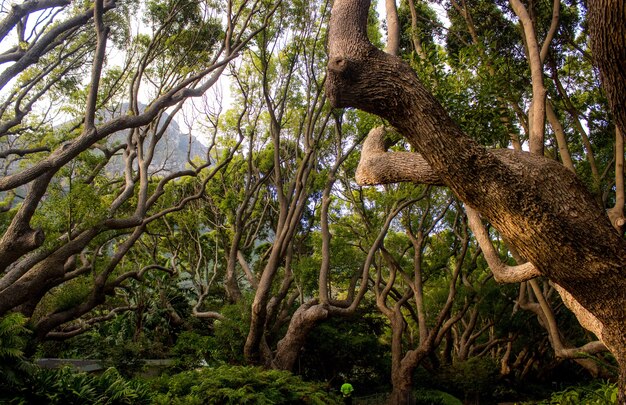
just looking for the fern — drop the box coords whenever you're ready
[0,313,34,388]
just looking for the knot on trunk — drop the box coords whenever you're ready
[607,208,625,235]
[328,57,349,73]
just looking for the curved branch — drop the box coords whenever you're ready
[0,0,70,42]
[465,205,540,283]
[356,126,443,186]
[45,306,136,340]
[0,147,50,158]
[540,0,560,63]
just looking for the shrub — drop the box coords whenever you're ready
[169,330,215,371]
[430,357,501,403]
[529,380,617,405]
[414,389,463,405]
[0,313,35,389]
[0,366,153,404]
[152,365,341,404]
[102,340,147,378]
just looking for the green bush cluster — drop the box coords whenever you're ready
[413,389,463,405]
[431,357,499,402]
[0,313,34,388]
[0,367,153,404]
[151,365,341,404]
[528,381,618,404]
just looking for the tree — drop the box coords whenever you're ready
[372,187,474,403]
[325,0,626,402]
[0,0,278,337]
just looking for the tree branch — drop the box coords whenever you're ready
[356,126,444,186]
[465,205,540,283]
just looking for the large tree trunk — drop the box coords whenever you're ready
[388,347,430,405]
[326,0,626,399]
[388,368,414,405]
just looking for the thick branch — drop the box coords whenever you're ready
[0,147,50,159]
[356,126,443,186]
[588,0,626,136]
[0,0,70,42]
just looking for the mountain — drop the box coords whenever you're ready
[100,103,208,175]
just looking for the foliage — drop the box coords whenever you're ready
[211,299,253,364]
[102,341,148,378]
[413,389,463,405]
[432,357,500,403]
[151,365,341,404]
[0,313,34,388]
[299,304,390,395]
[169,330,215,371]
[527,381,618,405]
[1,366,153,404]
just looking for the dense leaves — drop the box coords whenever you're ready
[151,365,341,404]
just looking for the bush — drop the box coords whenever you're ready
[169,330,215,371]
[0,313,34,389]
[0,366,153,404]
[528,380,617,404]
[152,365,341,404]
[414,389,463,405]
[432,357,499,403]
[102,340,147,378]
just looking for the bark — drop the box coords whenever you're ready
[384,0,400,56]
[224,240,243,302]
[509,0,547,155]
[406,0,427,60]
[326,0,626,397]
[588,0,626,136]
[0,229,98,314]
[608,127,625,234]
[355,127,443,186]
[272,301,329,370]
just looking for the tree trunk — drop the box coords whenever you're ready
[326,0,626,397]
[588,0,626,136]
[272,301,329,370]
[0,229,97,314]
[388,369,413,405]
[387,314,415,405]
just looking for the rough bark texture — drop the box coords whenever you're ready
[588,0,626,136]
[326,0,626,398]
[272,301,329,370]
[355,127,443,186]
